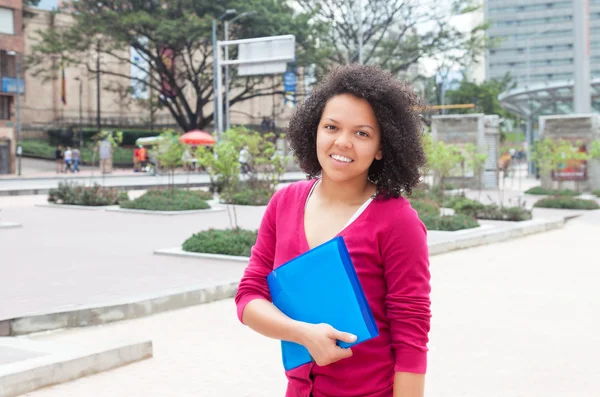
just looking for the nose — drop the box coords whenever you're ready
[334,131,353,149]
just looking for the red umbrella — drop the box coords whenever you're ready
[179,130,216,145]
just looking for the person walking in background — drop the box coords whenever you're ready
[55,145,63,173]
[99,138,112,174]
[137,145,147,172]
[71,147,81,173]
[133,146,140,172]
[63,146,72,172]
[239,145,251,174]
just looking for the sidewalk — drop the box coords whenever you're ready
[17,210,600,397]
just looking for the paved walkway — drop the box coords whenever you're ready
[0,184,583,323]
[2,169,598,323]
[16,209,600,397]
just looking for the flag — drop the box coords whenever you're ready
[60,65,67,105]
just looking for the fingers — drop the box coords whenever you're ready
[331,329,357,344]
[335,346,353,359]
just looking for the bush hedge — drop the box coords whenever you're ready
[182,228,258,256]
[47,127,161,147]
[224,188,274,206]
[409,199,440,217]
[525,187,579,196]
[445,196,532,221]
[419,213,480,231]
[533,196,600,210]
[593,190,600,198]
[48,182,128,206]
[120,189,212,211]
[21,139,133,165]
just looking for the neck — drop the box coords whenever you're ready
[317,173,375,206]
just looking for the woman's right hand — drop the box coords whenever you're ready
[297,322,357,366]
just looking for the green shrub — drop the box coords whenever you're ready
[419,213,480,231]
[593,190,600,198]
[409,199,440,217]
[444,196,532,221]
[224,188,273,206]
[533,196,600,210]
[495,206,533,221]
[121,189,212,211]
[445,196,486,214]
[525,186,579,196]
[48,182,127,206]
[182,228,258,256]
[46,127,162,147]
[21,139,133,165]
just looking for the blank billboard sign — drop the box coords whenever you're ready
[238,35,295,76]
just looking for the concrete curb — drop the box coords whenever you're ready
[0,337,153,397]
[0,222,22,229]
[154,247,250,262]
[35,204,118,211]
[428,217,565,255]
[3,281,240,336]
[106,206,226,216]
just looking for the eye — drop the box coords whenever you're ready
[324,124,337,131]
[356,130,369,137]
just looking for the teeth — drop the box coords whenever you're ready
[331,154,353,163]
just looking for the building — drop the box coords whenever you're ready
[485,0,600,87]
[0,0,24,174]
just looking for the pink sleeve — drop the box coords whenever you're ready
[234,189,281,323]
[381,203,431,374]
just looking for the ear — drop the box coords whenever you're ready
[375,147,383,161]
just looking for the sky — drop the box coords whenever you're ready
[36,0,58,11]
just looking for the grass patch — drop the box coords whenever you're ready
[525,186,579,196]
[120,189,212,211]
[593,190,600,198]
[48,182,128,206]
[533,196,600,210]
[182,228,258,256]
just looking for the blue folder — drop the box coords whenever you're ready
[267,236,379,371]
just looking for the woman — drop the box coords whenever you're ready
[235,64,431,397]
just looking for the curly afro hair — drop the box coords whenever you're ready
[286,64,426,198]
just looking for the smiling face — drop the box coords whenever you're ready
[316,94,382,184]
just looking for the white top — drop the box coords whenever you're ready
[305,179,373,229]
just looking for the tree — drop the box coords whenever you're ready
[444,73,516,118]
[26,0,326,132]
[153,130,185,188]
[463,143,488,198]
[423,134,462,203]
[295,0,488,76]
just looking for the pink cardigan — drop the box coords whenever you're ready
[235,179,431,397]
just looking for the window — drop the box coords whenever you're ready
[0,96,11,120]
[0,8,15,35]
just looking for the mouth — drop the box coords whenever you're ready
[330,154,354,163]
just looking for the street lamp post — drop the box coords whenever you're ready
[74,77,83,148]
[212,9,236,134]
[224,11,256,131]
[7,51,22,176]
